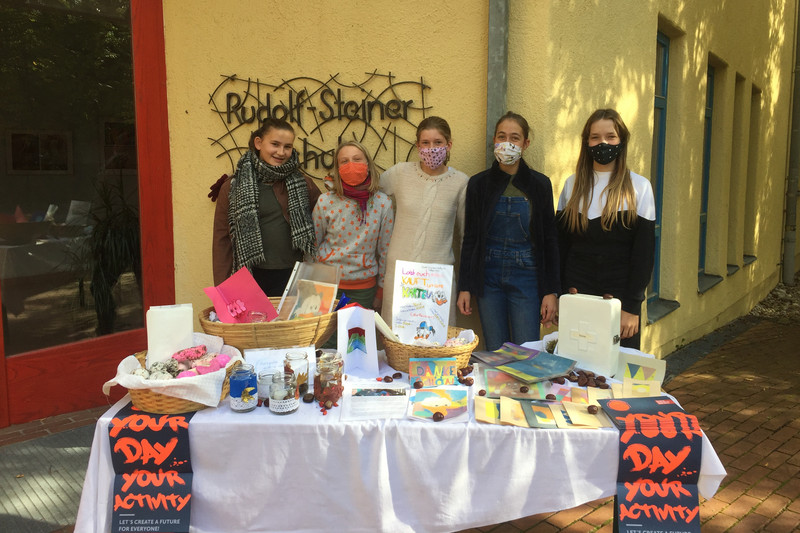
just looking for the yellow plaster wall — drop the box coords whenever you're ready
[161,0,489,327]
[507,0,797,356]
[160,0,796,356]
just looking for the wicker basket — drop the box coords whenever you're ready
[198,297,337,351]
[128,351,241,414]
[383,326,479,372]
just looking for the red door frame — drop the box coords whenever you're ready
[0,0,173,427]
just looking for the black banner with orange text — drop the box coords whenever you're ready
[108,402,196,533]
[600,396,703,533]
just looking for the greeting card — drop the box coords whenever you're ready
[408,357,458,388]
[204,267,277,323]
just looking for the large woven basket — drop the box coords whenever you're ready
[128,351,240,414]
[383,326,479,372]
[198,297,337,351]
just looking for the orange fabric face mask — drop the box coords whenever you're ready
[338,162,369,186]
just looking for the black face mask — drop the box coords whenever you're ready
[587,142,622,165]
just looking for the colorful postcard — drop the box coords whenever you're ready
[496,352,577,384]
[494,342,541,360]
[562,401,613,428]
[289,279,337,320]
[622,378,663,398]
[549,403,580,429]
[481,368,549,399]
[587,387,614,404]
[615,351,666,385]
[409,357,458,387]
[519,400,559,429]
[500,396,530,428]
[474,396,501,425]
[546,382,573,402]
[569,387,589,404]
[408,387,468,423]
[470,350,517,367]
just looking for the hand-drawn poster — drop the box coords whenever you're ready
[391,260,452,345]
[599,396,703,533]
[108,402,195,533]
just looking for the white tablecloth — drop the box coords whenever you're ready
[75,388,726,533]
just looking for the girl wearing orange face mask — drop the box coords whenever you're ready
[313,141,395,310]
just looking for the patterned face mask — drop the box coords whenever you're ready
[587,142,622,165]
[418,146,448,169]
[493,141,522,165]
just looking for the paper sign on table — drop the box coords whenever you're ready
[337,306,379,378]
[340,384,408,421]
[146,304,194,367]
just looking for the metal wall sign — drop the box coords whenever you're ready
[209,71,431,178]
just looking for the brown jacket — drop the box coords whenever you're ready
[212,175,322,285]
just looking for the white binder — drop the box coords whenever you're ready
[557,293,621,377]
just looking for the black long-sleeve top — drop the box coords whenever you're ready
[556,170,656,315]
[458,159,561,301]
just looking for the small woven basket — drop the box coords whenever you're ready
[128,351,241,414]
[198,297,337,351]
[383,326,479,372]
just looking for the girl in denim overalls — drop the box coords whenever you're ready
[457,112,560,351]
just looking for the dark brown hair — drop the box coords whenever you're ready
[248,118,295,151]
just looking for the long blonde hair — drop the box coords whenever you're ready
[562,109,637,233]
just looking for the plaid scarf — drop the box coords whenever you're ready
[228,150,316,272]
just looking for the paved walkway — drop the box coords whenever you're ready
[1,317,798,532]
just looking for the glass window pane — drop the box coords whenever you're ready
[0,0,143,355]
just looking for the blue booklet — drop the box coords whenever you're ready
[495,352,576,384]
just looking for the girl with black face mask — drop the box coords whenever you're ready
[556,109,656,349]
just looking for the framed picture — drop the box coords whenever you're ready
[7,130,73,174]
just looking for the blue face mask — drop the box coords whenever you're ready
[587,142,622,165]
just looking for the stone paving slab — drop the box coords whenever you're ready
[0,425,95,533]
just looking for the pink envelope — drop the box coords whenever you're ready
[204,267,278,323]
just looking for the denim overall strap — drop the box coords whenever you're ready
[478,196,541,350]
